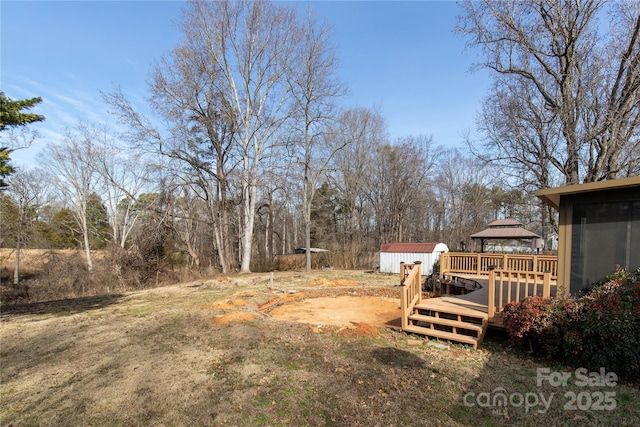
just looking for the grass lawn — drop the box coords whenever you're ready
[1,270,638,426]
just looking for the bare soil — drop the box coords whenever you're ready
[1,270,639,426]
[268,295,400,330]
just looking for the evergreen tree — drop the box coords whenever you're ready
[0,148,14,188]
[0,91,45,187]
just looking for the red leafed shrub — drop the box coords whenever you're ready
[502,268,640,380]
[503,295,556,343]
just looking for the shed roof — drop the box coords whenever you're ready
[380,242,441,253]
[535,176,640,210]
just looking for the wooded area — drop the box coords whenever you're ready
[1,0,638,300]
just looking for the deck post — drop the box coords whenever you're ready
[415,263,422,306]
[399,262,405,284]
[400,262,407,329]
[543,271,551,298]
[441,253,450,275]
[400,284,408,329]
[487,267,496,319]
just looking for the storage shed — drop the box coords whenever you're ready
[379,242,449,274]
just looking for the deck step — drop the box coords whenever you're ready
[415,301,489,319]
[403,324,480,347]
[408,313,484,333]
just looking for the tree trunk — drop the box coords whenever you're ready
[82,213,94,275]
[303,165,312,272]
[239,163,257,273]
[13,240,20,286]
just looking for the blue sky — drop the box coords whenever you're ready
[2,0,490,167]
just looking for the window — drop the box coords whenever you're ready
[570,200,640,294]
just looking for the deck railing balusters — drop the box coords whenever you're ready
[440,252,557,279]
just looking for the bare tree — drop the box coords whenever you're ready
[458,0,640,185]
[287,10,347,271]
[367,135,441,246]
[254,150,293,267]
[108,0,304,273]
[433,150,495,249]
[105,37,237,272]
[160,182,208,269]
[4,168,50,285]
[475,79,562,237]
[39,123,100,274]
[331,107,386,267]
[146,20,238,273]
[183,0,301,273]
[85,125,155,249]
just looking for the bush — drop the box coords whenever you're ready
[503,268,640,380]
[502,296,557,349]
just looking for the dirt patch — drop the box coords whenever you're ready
[336,322,381,337]
[201,287,403,329]
[204,298,249,310]
[257,292,307,312]
[306,279,359,287]
[196,291,258,311]
[265,295,401,329]
[210,312,256,324]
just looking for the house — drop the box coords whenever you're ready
[379,242,449,274]
[469,219,543,253]
[536,176,640,296]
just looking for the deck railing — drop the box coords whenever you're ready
[399,262,422,329]
[440,252,557,279]
[487,269,554,320]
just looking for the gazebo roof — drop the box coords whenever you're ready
[470,227,541,240]
[470,218,541,240]
[486,218,523,227]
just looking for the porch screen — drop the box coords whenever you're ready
[570,200,640,294]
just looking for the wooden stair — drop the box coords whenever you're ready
[404,298,489,349]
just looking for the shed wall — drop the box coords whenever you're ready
[379,252,444,274]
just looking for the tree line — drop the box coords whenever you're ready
[1,0,638,293]
[1,112,539,274]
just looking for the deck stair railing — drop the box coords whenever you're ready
[399,262,488,348]
[399,262,422,329]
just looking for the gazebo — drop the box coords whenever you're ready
[470,219,542,253]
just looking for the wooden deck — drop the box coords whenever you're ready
[400,263,557,348]
[436,273,557,316]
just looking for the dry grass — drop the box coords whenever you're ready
[1,270,638,426]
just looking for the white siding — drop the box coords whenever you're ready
[379,244,448,274]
